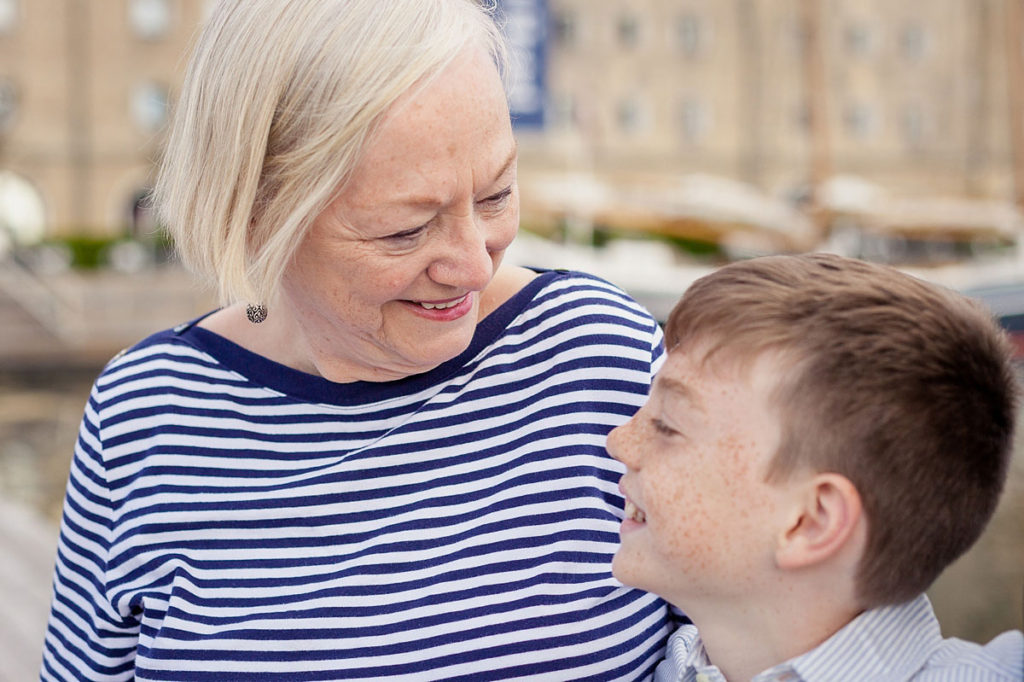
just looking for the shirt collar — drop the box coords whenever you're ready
[781,594,944,681]
[659,624,724,682]
[664,595,943,682]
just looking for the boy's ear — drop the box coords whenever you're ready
[775,473,863,570]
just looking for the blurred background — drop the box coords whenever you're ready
[0,0,1022,677]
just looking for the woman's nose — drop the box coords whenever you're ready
[428,215,496,291]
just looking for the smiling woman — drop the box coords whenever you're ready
[38,1,675,680]
[263,49,522,382]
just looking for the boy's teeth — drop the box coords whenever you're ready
[420,296,465,310]
[624,500,646,523]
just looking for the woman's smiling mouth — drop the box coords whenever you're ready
[406,293,475,321]
[418,294,468,310]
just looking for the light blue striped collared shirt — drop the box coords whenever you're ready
[655,595,1023,681]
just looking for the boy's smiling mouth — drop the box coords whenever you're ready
[624,498,647,524]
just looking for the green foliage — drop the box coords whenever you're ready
[42,235,117,269]
[657,233,724,259]
[594,224,725,260]
[38,228,175,269]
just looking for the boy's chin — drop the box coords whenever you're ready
[610,548,642,589]
[612,545,672,603]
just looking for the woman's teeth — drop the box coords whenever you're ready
[419,295,466,310]
[624,499,646,523]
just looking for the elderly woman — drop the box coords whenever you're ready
[41,1,673,680]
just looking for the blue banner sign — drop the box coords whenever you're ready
[497,0,547,129]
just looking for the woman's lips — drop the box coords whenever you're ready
[405,293,474,320]
[417,294,468,310]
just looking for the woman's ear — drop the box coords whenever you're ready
[775,473,863,570]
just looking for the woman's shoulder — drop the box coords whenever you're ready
[94,314,239,392]
[523,268,660,326]
[482,268,665,367]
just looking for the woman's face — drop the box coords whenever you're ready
[280,49,519,382]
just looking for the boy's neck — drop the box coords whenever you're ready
[687,592,862,682]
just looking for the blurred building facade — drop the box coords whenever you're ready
[0,0,1021,238]
[520,0,1020,202]
[0,0,211,239]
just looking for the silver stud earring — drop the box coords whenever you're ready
[246,303,268,324]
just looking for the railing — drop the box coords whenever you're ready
[0,255,81,341]
[0,256,216,362]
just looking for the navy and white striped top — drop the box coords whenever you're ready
[656,594,1024,681]
[41,270,673,681]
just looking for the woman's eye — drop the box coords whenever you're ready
[479,186,513,210]
[384,225,426,242]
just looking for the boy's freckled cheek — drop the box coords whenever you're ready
[660,481,718,560]
[718,434,751,478]
[668,516,713,559]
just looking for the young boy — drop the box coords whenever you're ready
[611,253,1023,681]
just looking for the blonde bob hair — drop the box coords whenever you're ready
[154,0,508,305]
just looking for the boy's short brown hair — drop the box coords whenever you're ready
[664,253,1019,607]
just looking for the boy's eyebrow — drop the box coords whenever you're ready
[655,375,705,413]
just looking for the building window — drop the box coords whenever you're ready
[679,96,712,143]
[901,104,928,147]
[781,17,805,57]
[900,24,930,62]
[130,188,159,239]
[131,81,169,132]
[129,0,172,40]
[676,13,705,58]
[618,14,641,49]
[617,96,650,135]
[791,102,811,132]
[844,22,877,57]
[548,92,577,132]
[0,79,17,133]
[0,170,46,245]
[551,11,577,49]
[0,0,18,35]
[844,101,879,139]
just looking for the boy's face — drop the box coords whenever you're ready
[609,344,790,606]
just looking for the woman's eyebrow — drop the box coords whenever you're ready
[493,142,518,181]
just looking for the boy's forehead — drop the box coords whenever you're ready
[652,371,706,414]
[658,342,791,406]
